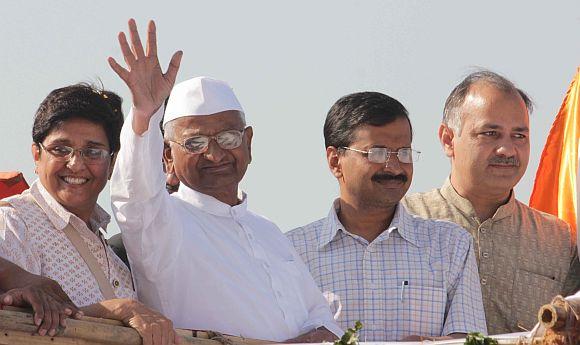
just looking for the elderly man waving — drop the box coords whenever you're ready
[108,19,341,342]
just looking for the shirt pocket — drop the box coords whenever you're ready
[512,268,562,331]
[400,284,447,337]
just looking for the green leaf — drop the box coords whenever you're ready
[334,321,363,345]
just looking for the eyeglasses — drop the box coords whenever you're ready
[341,146,420,164]
[38,143,113,164]
[169,129,246,154]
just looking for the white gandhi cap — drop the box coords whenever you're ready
[163,76,244,127]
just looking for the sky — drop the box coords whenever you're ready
[2,1,580,236]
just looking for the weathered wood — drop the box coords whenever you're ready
[0,308,274,345]
[539,303,568,330]
[0,329,110,345]
[0,309,140,345]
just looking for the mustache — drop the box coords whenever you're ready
[371,173,408,183]
[489,156,520,166]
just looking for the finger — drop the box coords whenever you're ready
[0,293,13,308]
[128,18,146,58]
[22,291,45,328]
[161,326,168,345]
[47,301,61,336]
[118,32,136,66]
[162,321,172,345]
[143,329,153,345]
[38,299,55,336]
[146,20,157,57]
[64,301,83,319]
[59,310,67,328]
[108,57,130,82]
[164,51,183,86]
[152,323,161,345]
[73,309,84,319]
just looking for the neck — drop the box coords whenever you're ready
[66,206,93,226]
[450,174,511,221]
[203,186,240,206]
[337,198,397,243]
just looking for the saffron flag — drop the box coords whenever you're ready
[530,67,580,237]
[0,171,29,199]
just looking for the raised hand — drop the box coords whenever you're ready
[108,19,182,133]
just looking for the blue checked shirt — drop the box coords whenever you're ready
[286,200,487,341]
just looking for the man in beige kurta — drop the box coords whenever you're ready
[402,69,580,335]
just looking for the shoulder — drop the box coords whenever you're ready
[514,200,572,250]
[402,188,446,217]
[286,218,327,253]
[244,210,295,246]
[515,199,570,229]
[0,194,31,227]
[405,210,472,249]
[286,218,326,241]
[245,210,280,230]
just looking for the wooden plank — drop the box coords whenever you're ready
[0,329,108,345]
[0,308,274,345]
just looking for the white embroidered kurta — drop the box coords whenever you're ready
[0,181,136,307]
[111,107,342,341]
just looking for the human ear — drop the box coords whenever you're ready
[244,126,253,164]
[163,141,175,173]
[326,146,342,178]
[439,124,455,158]
[31,143,41,174]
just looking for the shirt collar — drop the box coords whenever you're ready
[440,176,515,221]
[29,179,111,232]
[173,184,248,218]
[318,198,425,249]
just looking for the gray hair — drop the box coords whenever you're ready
[442,69,534,135]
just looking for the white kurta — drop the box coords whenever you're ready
[110,107,341,341]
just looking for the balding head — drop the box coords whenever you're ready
[443,69,533,136]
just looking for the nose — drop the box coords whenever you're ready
[495,138,517,157]
[203,139,226,162]
[383,153,404,172]
[65,151,86,171]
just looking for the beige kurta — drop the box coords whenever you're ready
[402,178,580,334]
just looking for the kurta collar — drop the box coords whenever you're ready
[174,184,248,218]
[440,177,515,221]
[318,198,424,249]
[29,180,110,232]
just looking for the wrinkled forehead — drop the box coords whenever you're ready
[165,110,246,136]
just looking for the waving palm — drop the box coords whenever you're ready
[109,19,182,120]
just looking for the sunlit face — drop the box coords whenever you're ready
[164,111,253,198]
[446,83,530,195]
[332,117,413,210]
[32,118,113,218]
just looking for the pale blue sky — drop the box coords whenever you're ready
[2,1,580,235]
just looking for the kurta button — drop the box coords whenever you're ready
[482,252,489,258]
[113,279,120,288]
[480,228,487,234]
[481,278,487,285]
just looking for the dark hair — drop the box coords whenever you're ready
[323,91,411,148]
[32,83,124,153]
[443,69,533,135]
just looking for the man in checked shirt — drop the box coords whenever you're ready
[287,91,487,341]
